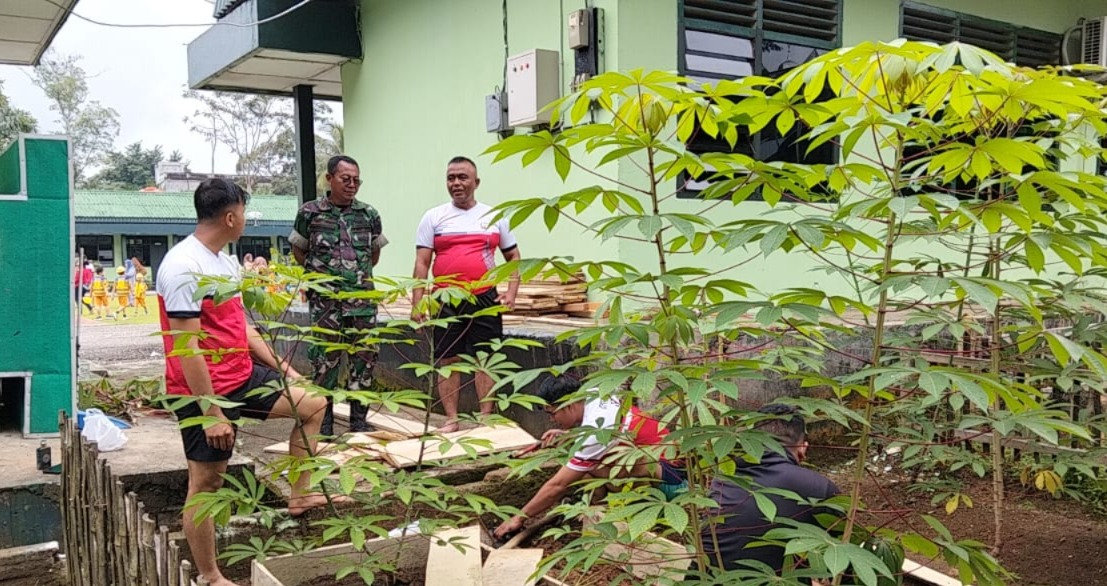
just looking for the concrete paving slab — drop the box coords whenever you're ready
[97,413,251,478]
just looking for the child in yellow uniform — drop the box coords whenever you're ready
[134,269,149,315]
[114,266,130,319]
[90,266,110,320]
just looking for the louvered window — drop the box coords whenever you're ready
[901,2,1062,67]
[679,0,841,198]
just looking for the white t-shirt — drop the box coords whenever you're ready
[156,235,242,317]
[156,234,251,396]
[567,396,624,472]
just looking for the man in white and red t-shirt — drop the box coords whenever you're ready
[411,156,522,432]
[157,179,340,586]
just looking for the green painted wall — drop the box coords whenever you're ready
[0,136,74,435]
[343,0,1101,298]
[345,0,659,281]
[0,144,20,195]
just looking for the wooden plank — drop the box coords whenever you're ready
[263,440,340,454]
[331,404,427,436]
[426,526,483,586]
[482,548,544,586]
[263,430,410,454]
[903,559,964,586]
[597,522,690,581]
[381,424,536,468]
[251,559,285,586]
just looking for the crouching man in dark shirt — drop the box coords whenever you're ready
[699,404,841,579]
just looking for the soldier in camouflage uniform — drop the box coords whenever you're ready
[289,155,388,436]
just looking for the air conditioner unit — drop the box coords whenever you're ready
[1082,16,1107,66]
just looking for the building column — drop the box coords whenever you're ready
[112,234,123,269]
[293,84,317,205]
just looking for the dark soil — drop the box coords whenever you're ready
[840,470,1107,586]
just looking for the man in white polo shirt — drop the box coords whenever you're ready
[411,156,522,432]
[157,178,341,586]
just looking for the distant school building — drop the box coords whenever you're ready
[74,190,298,280]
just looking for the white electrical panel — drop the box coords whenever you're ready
[507,49,560,128]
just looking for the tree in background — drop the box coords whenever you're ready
[185,90,336,195]
[31,51,120,186]
[87,141,164,190]
[168,148,191,173]
[184,90,292,192]
[0,80,37,151]
[314,120,343,192]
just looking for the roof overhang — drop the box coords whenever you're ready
[0,0,79,66]
[187,0,360,101]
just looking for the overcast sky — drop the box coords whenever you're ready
[0,0,341,176]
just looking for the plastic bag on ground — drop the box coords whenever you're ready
[80,408,128,451]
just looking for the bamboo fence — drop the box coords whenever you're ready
[60,412,201,586]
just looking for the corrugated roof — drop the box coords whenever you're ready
[75,190,298,225]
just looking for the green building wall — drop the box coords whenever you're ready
[342,0,1105,296]
[0,136,75,435]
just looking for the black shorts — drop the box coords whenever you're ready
[171,363,284,462]
[432,289,503,361]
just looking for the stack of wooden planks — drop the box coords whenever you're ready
[513,273,592,317]
[376,273,598,322]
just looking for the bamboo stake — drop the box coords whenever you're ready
[157,525,170,586]
[60,414,78,586]
[142,513,158,586]
[118,489,128,586]
[72,427,86,586]
[105,464,121,584]
[126,492,141,586]
[178,559,192,586]
[92,455,108,586]
[168,540,181,586]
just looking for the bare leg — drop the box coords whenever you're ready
[269,384,352,515]
[474,370,496,417]
[437,358,462,433]
[184,459,240,586]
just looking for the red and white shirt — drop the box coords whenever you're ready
[567,395,668,473]
[415,202,518,294]
[156,235,252,396]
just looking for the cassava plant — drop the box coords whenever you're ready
[164,260,546,583]
[481,40,1107,585]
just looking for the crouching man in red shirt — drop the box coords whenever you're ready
[493,375,685,539]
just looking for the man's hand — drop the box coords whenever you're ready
[410,306,427,323]
[496,289,517,311]
[204,406,235,452]
[493,515,525,540]
[540,429,567,448]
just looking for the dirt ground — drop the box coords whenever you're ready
[838,469,1107,586]
[76,318,163,379]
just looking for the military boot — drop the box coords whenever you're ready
[319,400,335,439]
[348,400,374,433]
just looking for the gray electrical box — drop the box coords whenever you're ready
[485,92,508,133]
[569,9,591,50]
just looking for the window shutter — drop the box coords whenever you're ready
[683,0,757,29]
[1015,29,1062,67]
[959,18,1015,61]
[901,4,956,44]
[902,2,1061,66]
[762,0,839,43]
[684,0,840,44]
